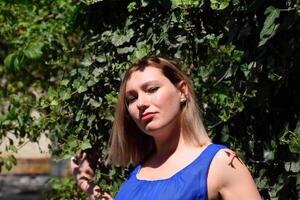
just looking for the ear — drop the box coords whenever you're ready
[177,80,188,100]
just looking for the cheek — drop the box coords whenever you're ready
[153,88,180,108]
[127,106,138,119]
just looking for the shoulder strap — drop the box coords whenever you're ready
[127,164,141,179]
[199,144,227,199]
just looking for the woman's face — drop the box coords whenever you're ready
[125,66,185,136]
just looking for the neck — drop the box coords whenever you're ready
[152,120,187,158]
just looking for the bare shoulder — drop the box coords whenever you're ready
[212,148,243,170]
[207,148,262,200]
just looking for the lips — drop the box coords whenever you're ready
[140,112,156,122]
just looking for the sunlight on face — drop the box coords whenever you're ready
[125,66,184,136]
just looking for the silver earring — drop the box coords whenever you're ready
[180,98,187,106]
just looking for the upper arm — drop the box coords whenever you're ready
[207,149,261,200]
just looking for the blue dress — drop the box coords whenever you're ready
[115,144,226,200]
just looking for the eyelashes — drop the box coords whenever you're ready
[126,86,160,105]
[126,95,137,104]
[147,86,159,93]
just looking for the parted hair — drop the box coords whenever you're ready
[109,56,211,166]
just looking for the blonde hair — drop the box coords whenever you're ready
[109,56,211,166]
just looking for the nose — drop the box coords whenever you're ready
[136,94,149,110]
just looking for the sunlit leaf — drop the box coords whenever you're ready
[259,6,280,46]
[24,42,44,60]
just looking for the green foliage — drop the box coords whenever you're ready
[0,0,82,171]
[1,0,300,199]
[259,6,280,47]
[45,177,87,200]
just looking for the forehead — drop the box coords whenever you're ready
[125,66,168,91]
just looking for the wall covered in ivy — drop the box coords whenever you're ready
[1,0,299,199]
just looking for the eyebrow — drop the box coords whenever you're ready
[125,80,159,95]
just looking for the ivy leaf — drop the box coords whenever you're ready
[288,120,300,153]
[127,2,137,12]
[68,139,78,149]
[77,85,88,93]
[80,139,92,150]
[60,79,70,86]
[50,100,58,106]
[62,153,72,160]
[289,132,300,153]
[210,0,229,10]
[92,68,104,77]
[88,98,102,108]
[132,42,151,59]
[285,161,300,173]
[117,46,134,54]
[4,155,17,171]
[219,1,229,9]
[8,155,17,166]
[171,0,199,8]
[24,42,44,60]
[95,55,106,63]
[4,53,19,70]
[259,6,280,47]
[60,88,71,100]
[111,29,134,47]
[81,54,93,67]
[87,114,96,127]
[5,161,13,171]
[87,77,99,87]
[75,110,82,122]
[81,0,103,5]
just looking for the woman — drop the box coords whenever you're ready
[71,56,261,200]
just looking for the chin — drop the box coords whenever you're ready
[143,127,158,134]
[143,124,166,136]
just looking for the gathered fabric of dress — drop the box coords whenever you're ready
[115,144,227,200]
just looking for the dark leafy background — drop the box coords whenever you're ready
[0,0,299,199]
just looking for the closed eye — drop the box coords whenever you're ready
[126,95,137,105]
[147,87,159,93]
